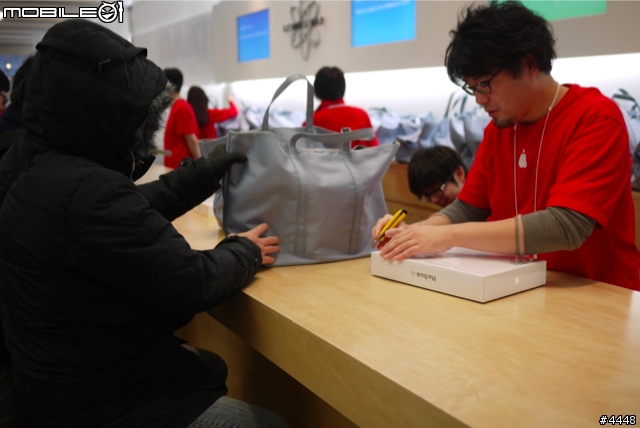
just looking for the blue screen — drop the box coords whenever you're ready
[237,9,270,63]
[352,0,416,47]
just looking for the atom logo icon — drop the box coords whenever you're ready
[283,1,325,61]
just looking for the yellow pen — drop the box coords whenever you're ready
[372,209,407,247]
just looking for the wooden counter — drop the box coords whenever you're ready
[142,164,640,428]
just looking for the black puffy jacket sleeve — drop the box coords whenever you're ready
[137,157,219,222]
[69,167,261,315]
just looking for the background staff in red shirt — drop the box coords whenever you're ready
[309,66,379,149]
[187,86,238,140]
[163,68,200,169]
[372,1,639,290]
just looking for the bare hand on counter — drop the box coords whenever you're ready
[237,223,280,265]
[371,214,408,249]
[378,224,453,260]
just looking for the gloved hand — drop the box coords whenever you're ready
[206,144,247,181]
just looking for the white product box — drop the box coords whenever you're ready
[192,196,215,217]
[371,247,546,303]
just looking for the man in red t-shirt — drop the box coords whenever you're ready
[309,66,379,149]
[373,2,639,290]
[163,68,200,169]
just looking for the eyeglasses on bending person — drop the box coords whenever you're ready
[461,72,499,96]
[420,172,454,203]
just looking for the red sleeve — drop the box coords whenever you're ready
[546,114,630,228]
[174,102,199,137]
[208,101,238,125]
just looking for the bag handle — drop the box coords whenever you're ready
[443,90,468,118]
[612,88,640,114]
[262,74,314,132]
[289,128,375,150]
[612,88,635,102]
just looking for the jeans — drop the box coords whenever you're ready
[182,346,287,428]
[186,396,288,428]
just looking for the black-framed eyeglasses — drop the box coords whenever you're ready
[461,73,499,96]
[420,172,454,203]
[0,93,7,106]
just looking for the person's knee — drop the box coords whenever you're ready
[182,345,228,386]
[195,348,228,384]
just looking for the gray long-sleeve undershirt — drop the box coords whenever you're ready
[435,199,596,254]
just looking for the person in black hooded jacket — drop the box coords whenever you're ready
[0,19,285,428]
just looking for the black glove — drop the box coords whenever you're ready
[206,144,247,181]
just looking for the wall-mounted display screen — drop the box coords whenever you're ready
[351,0,416,48]
[514,1,607,21]
[237,9,270,63]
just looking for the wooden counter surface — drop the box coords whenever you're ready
[142,164,640,428]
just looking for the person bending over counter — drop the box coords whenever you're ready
[373,1,639,291]
[163,67,201,169]
[409,146,467,208]
[308,66,379,149]
[0,19,286,428]
[187,86,239,140]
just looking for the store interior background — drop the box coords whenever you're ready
[0,3,638,426]
[1,0,639,146]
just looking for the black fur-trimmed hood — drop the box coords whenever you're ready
[22,19,168,175]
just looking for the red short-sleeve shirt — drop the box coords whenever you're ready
[459,84,639,290]
[310,99,379,149]
[164,99,199,169]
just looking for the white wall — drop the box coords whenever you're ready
[211,0,463,82]
[199,52,640,121]
[129,0,640,119]
[210,0,640,83]
[130,0,220,35]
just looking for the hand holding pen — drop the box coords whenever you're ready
[371,209,408,248]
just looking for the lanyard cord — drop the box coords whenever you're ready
[513,82,561,215]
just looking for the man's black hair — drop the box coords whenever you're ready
[0,70,9,93]
[314,66,346,101]
[445,1,556,85]
[10,56,34,106]
[408,146,467,198]
[163,67,183,93]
